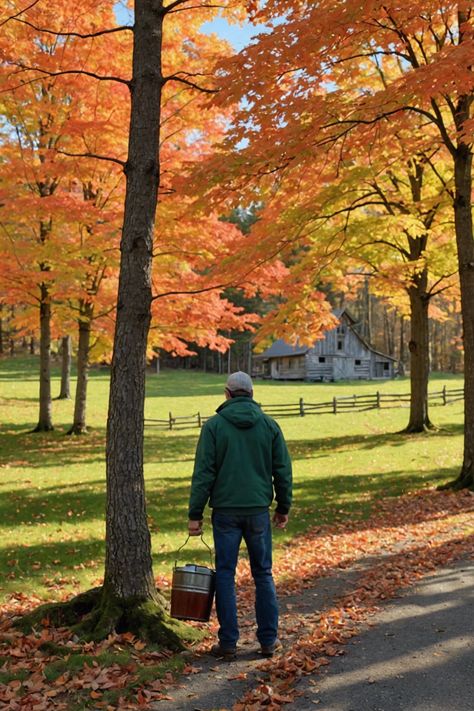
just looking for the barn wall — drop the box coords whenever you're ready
[253,313,395,381]
[272,356,306,380]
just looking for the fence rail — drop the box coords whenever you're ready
[144,385,464,431]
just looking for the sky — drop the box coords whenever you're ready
[114,2,266,52]
[200,17,266,51]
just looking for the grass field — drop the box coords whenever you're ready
[0,355,464,603]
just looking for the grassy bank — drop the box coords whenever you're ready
[0,355,464,602]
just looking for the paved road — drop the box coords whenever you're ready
[296,559,474,711]
[153,558,474,711]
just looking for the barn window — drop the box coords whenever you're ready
[288,358,293,369]
[383,362,389,370]
[319,356,326,363]
[355,359,361,366]
[337,339,343,350]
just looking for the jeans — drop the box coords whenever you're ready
[212,510,278,649]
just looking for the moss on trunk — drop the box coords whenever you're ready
[14,586,204,649]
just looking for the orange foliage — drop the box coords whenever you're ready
[0,0,283,361]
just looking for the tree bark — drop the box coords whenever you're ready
[104,0,164,602]
[403,269,433,432]
[58,335,72,399]
[69,307,92,434]
[398,315,405,376]
[33,282,54,432]
[447,144,474,488]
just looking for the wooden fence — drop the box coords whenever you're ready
[144,385,464,431]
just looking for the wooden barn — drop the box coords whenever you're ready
[253,309,396,381]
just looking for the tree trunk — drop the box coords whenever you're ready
[447,145,474,488]
[69,310,91,434]
[33,283,53,432]
[403,270,433,433]
[13,0,197,646]
[398,315,405,376]
[104,0,163,602]
[58,335,72,399]
[9,304,15,356]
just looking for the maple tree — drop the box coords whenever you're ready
[1,0,284,644]
[0,0,128,432]
[203,1,474,486]
[313,139,458,433]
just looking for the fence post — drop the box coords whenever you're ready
[169,412,173,430]
[197,412,202,428]
[442,385,447,405]
[299,397,305,416]
[376,391,381,408]
[333,396,337,414]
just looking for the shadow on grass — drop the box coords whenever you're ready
[0,426,199,470]
[145,370,229,399]
[0,537,105,600]
[287,423,464,460]
[0,426,107,469]
[0,461,465,599]
[289,466,459,531]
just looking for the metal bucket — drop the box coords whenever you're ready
[170,535,215,622]
[171,563,215,621]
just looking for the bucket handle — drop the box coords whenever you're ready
[175,534,214,569]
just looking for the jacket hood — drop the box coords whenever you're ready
[216,397,263,429]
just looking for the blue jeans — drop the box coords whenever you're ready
[212,510,278,649]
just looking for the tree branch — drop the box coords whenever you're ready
[13,17,133,38]
[8,63,129,86]
[163,73,217,93]
[0,0,41,28]
[332,49,411,66]
[57,149,126,167]
[166,3,227,14]
[162,0,191,13]
[152,282,228,300]
[428,273,458,298]
[429,98,456,156]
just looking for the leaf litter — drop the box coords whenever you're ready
[0,489,472,709]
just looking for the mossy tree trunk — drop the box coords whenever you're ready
[93,0,187,644]
[18,0,205,646]
[103,0,164,604]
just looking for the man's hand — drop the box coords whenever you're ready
[188,519,203,536]
[272,512,289,529]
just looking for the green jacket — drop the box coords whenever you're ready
[188,396,292,520]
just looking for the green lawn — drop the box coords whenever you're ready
[0,355,464,602]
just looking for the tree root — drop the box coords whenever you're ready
[397,421,437,434]
[30,423,54,433]
[66,425,88,435]
[437,469,474,492]
[14,586,204,650]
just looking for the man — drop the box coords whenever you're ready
[188,371,292,661]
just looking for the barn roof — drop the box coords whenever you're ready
[254,339,310,359]
[255,308,396,361]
